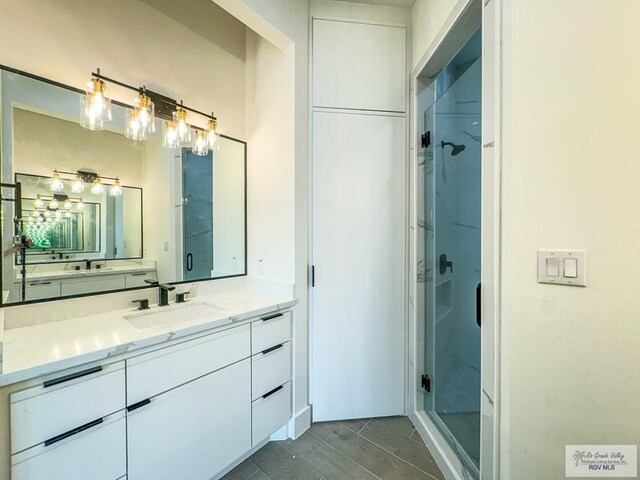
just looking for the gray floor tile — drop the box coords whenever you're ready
[360,419,444,479]
[248,470,269,480]
[223,458,259,479]
[309,421,432,480]
[250,442,324,480]
[372,416,416,438]
[410,429,426,445]
[279,431,379,480]
[338,418,371,434]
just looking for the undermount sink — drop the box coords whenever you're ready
[124,301,227,330]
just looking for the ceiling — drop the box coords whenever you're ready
[335,0,415,7]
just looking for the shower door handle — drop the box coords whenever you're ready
[186,253,193,272]
[476,282,481,327]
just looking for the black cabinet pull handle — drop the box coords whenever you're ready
[43,366,102,388]
[261,344,284,355]
[261,312,283,322]
[127,398,151,412]
[44,418,103,446]
[262,385,284,399]
[131,272,147,277]
[476,282,482,328]
[30,281,52,286]
[186,253,193,272]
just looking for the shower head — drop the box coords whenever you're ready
[441,141,466,156]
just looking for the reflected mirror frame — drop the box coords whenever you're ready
[0,64,248,306]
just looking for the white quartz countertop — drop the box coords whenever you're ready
[16,265,156,283]
[0,287,295,387]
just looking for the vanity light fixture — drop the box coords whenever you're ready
[49,199,59,210]
[64,200,73,209]
[91,177,104,195]
[50,170,64,192]
[207,116,219,150]
[65,211,72,218]
[55,211,62,220]
[80,69,112,131]
[192,130,209,156]
[110,178,122,196]
[34,194,44,209]
[77,200,85,211]
[125,89,155,141]
[173,102,191,144]
[163,120,180,148]
[44,210,51,218]
[71,175,85,193]
[124,108,145,141]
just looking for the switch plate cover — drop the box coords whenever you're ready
[537,250,587,286]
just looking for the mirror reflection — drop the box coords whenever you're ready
[1,68,246,304]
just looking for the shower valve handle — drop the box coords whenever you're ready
[439,254,453,275]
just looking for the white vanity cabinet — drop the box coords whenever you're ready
[124,271,156,288]
[9,361,127,480]
[61,275,126,296]
[24,280,62,301]
[127,359,251,480]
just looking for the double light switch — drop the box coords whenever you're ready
[537,250,586,286]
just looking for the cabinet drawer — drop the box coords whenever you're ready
[252,341,291,401]
[25,281,61,301]
[252,381,292,446]
[127,324,250,404]
[125,271,157,288]
[11,361,125,454]
[11,411,126,480]
[251,311,292,355]
[61,275,126,296]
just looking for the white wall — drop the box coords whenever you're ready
[498,0,640,477]
[0,0,247,139]
[412,0,460,70]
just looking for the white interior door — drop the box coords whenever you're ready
[311,110,405,421]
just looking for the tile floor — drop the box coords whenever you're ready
[222,416,444,480]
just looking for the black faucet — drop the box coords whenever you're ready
[158,284,176,306]
[85,259,92,270]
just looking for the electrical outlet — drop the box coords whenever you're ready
[257,259,264,275]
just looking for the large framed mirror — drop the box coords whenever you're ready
[0,66,246,304]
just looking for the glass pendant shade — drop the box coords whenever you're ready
[173,106,191,144]
[50,170,64,192]
[163,120,180,148]
[135,91,155,133]
[34,195,44,209]
[80,77,111,131]
[64,200,73,209]
[207,117,219,150]
[65,211,72,219]
[91,178,104,195]
[77,201,85,211]
[192,130,209,156]
[125,108,145,141]
[49,199,59,210]
[110,178,123,196]
[71,176,85,193]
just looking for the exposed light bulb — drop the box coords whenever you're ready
[51,170,64,192]
[134,90,155,133]
[173,105,191,144]
[207,116,219,150]
[163,120,180,148]
[31,210,39,218]
[55,211,62,219]
[80,73,111,131]
[65,211,72,218]
[49,199,59,210]
[110,178,123,196]
[34,195,44,208]
[71,175,85,193]
[125,108,145,141]
[64,200,73,209]
[44,211,51,218]
[91,177,104,195]
[192,130,209,156]
[77,201,85,211]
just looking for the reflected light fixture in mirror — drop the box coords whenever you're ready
[192,130,208,156]
[80,69,111,131]
[110,178,123,196]
[71,175,85,193]
[77,200,85,211]
[34,194,44,208]
[91,177,104,195]
[50,169,64,192]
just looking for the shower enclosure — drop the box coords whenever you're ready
[416,28,482,476]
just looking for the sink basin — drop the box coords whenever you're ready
[124,302,227,330]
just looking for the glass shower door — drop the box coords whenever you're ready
[420,29,482,475]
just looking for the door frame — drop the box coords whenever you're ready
[408,0,501,479]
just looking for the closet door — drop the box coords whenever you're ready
[311,111,405,421]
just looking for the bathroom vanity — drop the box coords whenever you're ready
[0,279,295,480]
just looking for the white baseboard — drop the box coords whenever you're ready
[288,405,312,439]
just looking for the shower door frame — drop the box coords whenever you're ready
[408,0,501,479]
